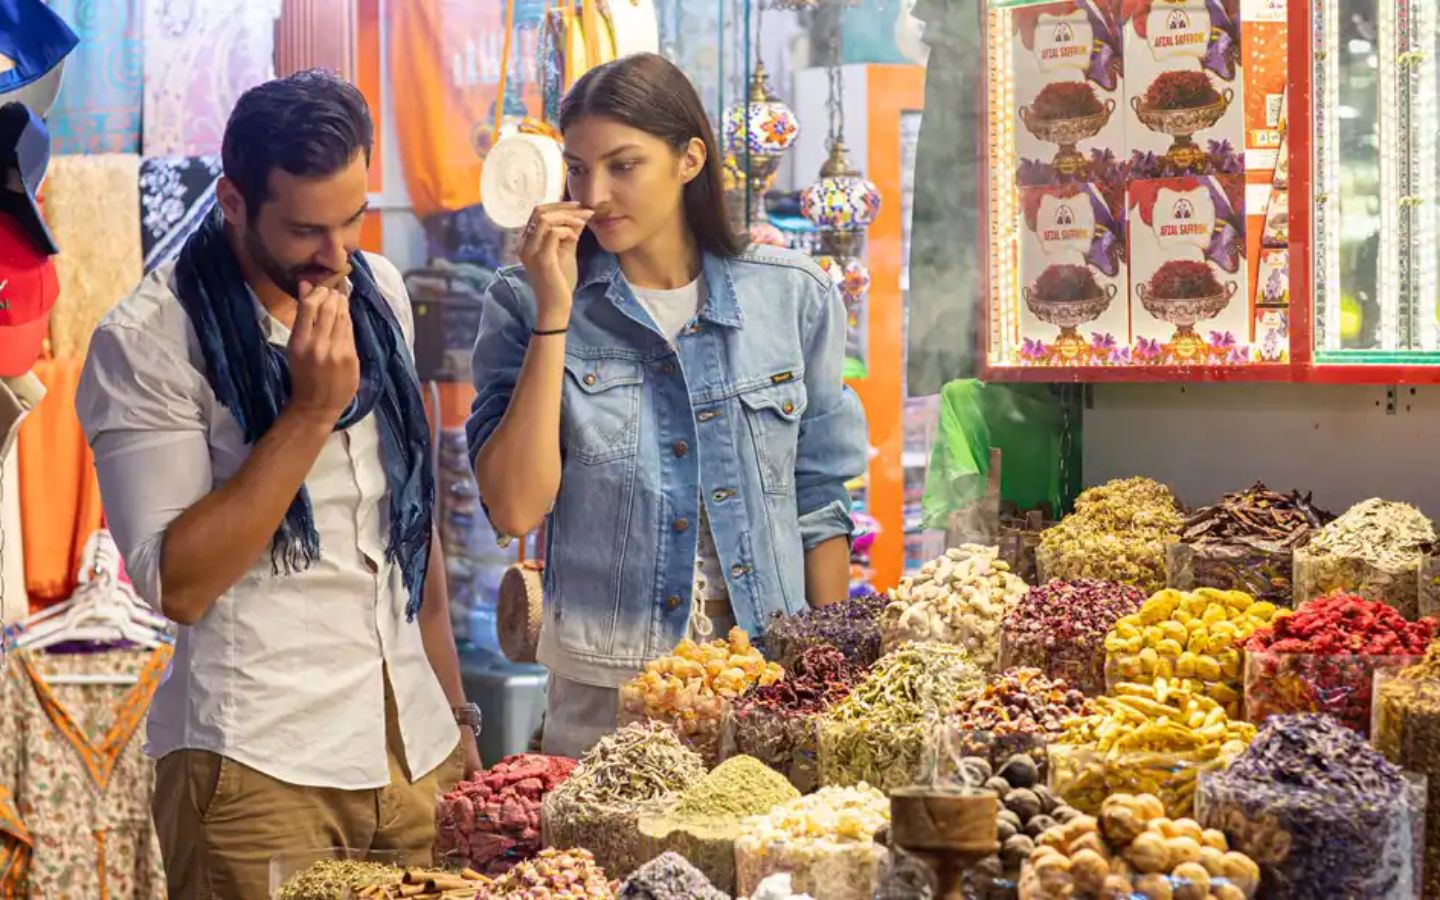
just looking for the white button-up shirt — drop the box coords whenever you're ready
[75,255,456,790]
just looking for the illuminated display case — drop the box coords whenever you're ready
[978,0,1440,383]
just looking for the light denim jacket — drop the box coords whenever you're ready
[466,244,868,687]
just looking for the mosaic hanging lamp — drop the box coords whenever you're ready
[801,36,880,259]
[722,59,799,246]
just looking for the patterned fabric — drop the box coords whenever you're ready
[0,646,171,899]
[138,156,222,274]
[141,0,279,157]
[44,0,143,154]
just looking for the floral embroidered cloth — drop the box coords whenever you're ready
[139,156,222,274]
[0,646,171,899]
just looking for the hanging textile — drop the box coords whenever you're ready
[388,0,544,218]
[141,0,280,157]
[43,0,143,154]
[0,646,171,899]
[139,155,222,274]
[273,0,356,79]
[17,359,104,609]
[43,153,143,360]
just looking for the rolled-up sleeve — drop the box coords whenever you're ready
[795,277,869,550]
[76,324,214,611]
[465,272,534,470]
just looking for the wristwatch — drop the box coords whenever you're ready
[453,702,483,740]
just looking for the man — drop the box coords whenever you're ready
[76,70,481,899]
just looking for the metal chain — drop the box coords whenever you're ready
[1057,386,1075,514]
[826,15,843,147]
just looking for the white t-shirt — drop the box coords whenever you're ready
[627,278,729,610]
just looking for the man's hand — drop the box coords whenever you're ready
[287,280,359,421]
[459,727,483,780]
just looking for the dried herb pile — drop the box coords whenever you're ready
[1197,714,1422,899]
[764,591,887,670]
[1374,643,1440,900]
[276,859,405,900]
[618,853,727,900]
[1001,579,1145,694]
[1038,478,1183,592]
[818,643,985,791]
[1296,498,1436,617]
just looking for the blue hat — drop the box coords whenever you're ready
[0,102,56,254]
[0,0,79,98]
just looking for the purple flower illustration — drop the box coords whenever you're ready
[1022,338,1051,362]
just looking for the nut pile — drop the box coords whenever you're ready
[1197,714,1423,899]
[735,785,891,900]
[881,545,1030,670]
[1294,498,1436,617]
[1170,483,1333,605]
[1001,580,1146,695]
[619,627,783,763]
[949,668,1094,767]
[1052,680,1256,818]
[1373,644,1440,900]
[1104,588,1281,718]
[1018,793,1261,900]
[763,591,887,670]
[487,848,617,898]
[1038,478,1183,592]
[818,642,985,791]
[434,754,577,875]
[1242,592,1437,734]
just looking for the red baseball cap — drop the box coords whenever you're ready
[0,208,58,376]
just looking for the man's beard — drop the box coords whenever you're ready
[244,227,342,299]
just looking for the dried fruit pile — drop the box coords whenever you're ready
[487,847,617,898]
[434,754,577,875]
[1241,592,1437,734]
[1001,579,1146,695]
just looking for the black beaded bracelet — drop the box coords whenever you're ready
[531,326,569,337]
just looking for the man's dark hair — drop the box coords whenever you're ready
[221,69,373,215]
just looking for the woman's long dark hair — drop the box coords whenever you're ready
[559,52,744,261]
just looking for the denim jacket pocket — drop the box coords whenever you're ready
[738,380,809,495]
[562,356,643,465]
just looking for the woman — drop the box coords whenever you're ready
[467,53,868,758]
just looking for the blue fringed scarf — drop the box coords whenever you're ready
[173,209,434,620]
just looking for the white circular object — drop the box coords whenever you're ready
[480,131,566,230]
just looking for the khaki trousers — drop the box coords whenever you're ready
[152,681,462,900]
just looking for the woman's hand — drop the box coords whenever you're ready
[518,201,593,329]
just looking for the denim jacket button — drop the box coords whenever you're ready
[672,441,689,457]
[731,564,748,578]
[583,373,598,386]
[673,518,690,533]
[666,595,683,610]
[661,362,676,376]
[783,401,795,414]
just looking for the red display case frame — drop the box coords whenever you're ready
[977,0,1440,386]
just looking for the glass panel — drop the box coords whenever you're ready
[1334,0,1384,352]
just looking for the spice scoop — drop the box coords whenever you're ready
[889,787,1000,900]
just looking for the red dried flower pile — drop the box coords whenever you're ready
[1241,593,1439,735]
[1032,81,1106,120]
[1143,70,1221,111]
[1032,263,1102,303]
[435,753,578,875]
[1148,259,1222,299]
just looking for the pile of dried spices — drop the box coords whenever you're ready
[1052,679,1256,818]
[541,723,706,881]
[487,847,617,898]
[724,645,862,792]
[881,545,1030,671]
[1104,588,1281,718]
[763,591,887,670]
[1017,793,1261,900]
[619,852,727,900]
[1294,498,1436,617]
[1031,81,1106,120]
[639,756,801,893]
[1143,70,1222,110]
[948,668,1093,769]
[434,753,577,875]
[1373,643,1440,900]
[1242,592,1437,734]
[1170,482,1333,605]
[818,642,985,792]
[1000,579,1146,695]
[1038,478,1183,592]
[1197,714,1423,899]
[619,627,783,765]
[1031,264,1103,304]
[350,868,491,899]
[276,859,405,900]
[735,785,891,900]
